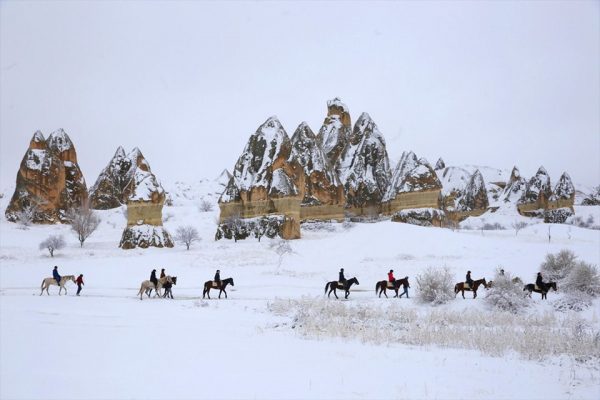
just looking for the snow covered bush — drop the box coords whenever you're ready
[415,266,454,305]
[511,221,528,236]
[270,239,292,272]
[485,271,529,313]
[198,199,214,212]
[482,222,505,230]
[540,249,577,282]
[581,185,600,205]
[564,261,600,297]
[14,205,37,229]
[174,225,200,250]
[553,291,593,312]
[39,235,66,257]
[67,206,101,247]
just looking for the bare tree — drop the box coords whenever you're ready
[270,239,292,273]
[512,221,528,236]
[39,235,66,257]
[175,225,200,250]
[68,204,101,247]
[15,205,38,229]
[198,198,214,212]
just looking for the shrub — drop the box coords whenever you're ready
[39,235,66,257]
[553,291,593,312]
[198,199,214,212]
[174,225,200,250]
[485,271,529,313]
[540,249,577,282]
[482,222,505,230]
[415,266,454,305]
[564,261,600,297]
[67,205,101,247]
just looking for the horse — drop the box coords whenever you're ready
[523,281,557,300]
[454,278,488,299]
[375,277,410,298]
[203,277,234,299]
[138,276,173,300]
[324,277,360,299]
[162,276,177,299]
[40,275,76,296]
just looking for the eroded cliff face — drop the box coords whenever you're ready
[517,166,553,215]
[118,148,173,249]
[218,116,301,239]
[318,97,352,169]
[5,130,88,223]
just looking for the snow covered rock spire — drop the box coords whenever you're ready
[318,98,352,168]
[518,166,553,215]
[548,172,575,211]
[339,112,391,211]
[117,148,173,249]
[434,158,446,171]
[456,170,489,212]
[5,129,88,223]
[89,146,129,209]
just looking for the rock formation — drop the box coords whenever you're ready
[500,166,527,204]
[218,116,301,239]
[288,122,345,221]
[318,97,352,168]
[548,172,575,210]
[5,129,88,223]
[434,158,446,171]
[456,170,489,213]
[118,148,173,249]
[517,166,552,215]
[391,208,445,227]
[89,146,130,209]
[383,151,442,216]
[338,112,391,214]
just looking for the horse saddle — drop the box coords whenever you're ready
[337,282,345,288]
[534,284,541,291]
[464,282,471,289]
[211,282,221,289]
[386,282,395,289]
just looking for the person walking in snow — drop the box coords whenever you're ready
[76,274,84,296]
[388,269,395,284]
[150,269,158,289]
[214,269,221,287]
[339,268,346,286]
[52,266,61,285]
[466,270,473,288]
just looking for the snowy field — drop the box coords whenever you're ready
[1,184,599,400]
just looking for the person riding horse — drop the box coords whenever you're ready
[150,269,158,289]
[339,268,346,286]
[466,270,473,288]
[52,266,61,285]
[388,269,395,286]
[160,268,166,279]
[214,269,221,287]
[536,272,544,290]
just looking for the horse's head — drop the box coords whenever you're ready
[166,276,173,284]
[70,276,76,283]
[482,278,488,289]
[549,282,557,291]
[352,277,359,285]
[228,278,234,286]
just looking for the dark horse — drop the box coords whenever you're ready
[375,277,410,298]
[324,277,359,299]
[162,276,177,299]
[203,277,234,299]
[455,278,488,299]
[523,281,557,300]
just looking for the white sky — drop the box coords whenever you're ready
[1,1,599,190]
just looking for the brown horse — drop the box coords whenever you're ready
[203,277,234,299]
[324,277,359,299]
[455,278,488,299]
[376,277,410,298]
[523,281,557,300]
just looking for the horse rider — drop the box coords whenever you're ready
[536,272,544,290]
[160,268,166,279]
[388,269,395,284]
[150,269,158,289]
[466,270,473,288]
[214,269,221,287]
[76,274,84,296]
[339,268,346,286]
[52,266,61,285]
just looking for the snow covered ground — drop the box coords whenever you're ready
[1,184,599,399]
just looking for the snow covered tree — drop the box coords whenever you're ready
[270,239,292,273]
[564,261,600,297]
[39,235,66,257]
[540,249,577,282]
[175,225,200,250]
[415,266,454,305]
[14,205,38,229]
[485,270,529,313]
[198,199,214,212]
[68,204,101,247]
[511,221,528,236]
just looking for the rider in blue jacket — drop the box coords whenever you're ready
[52,266,61,284]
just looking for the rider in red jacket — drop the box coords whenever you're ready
[388,269,395,283]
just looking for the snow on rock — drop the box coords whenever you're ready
[89,146,130,209]
[384,151,441,202]
[498,166,527,206]
[456,170,489,212]
[391,207,445,227]
[544,207,574,224]
[5,130,88,223]
[552,172,575,201]
[339,112,391,209]
[118,225,173,249]
[318,98,352,168]
[268,168,298,198]
[519,166,553,206]
[434,157,446,171]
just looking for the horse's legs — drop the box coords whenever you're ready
[473,290,477,299]
[345,290,349,299]
[223,289,227,299]
[462,290,465,299]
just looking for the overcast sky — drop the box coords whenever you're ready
[1,1,598,191]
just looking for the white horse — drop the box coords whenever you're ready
[137,276,173,300]
[40,275,76,296]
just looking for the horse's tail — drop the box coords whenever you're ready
[324,282,330,295]
[41,279,45,289]
[523,285,527,291]
[454,283,459,293]
[138,284,144,296]
[375,282,380,293]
